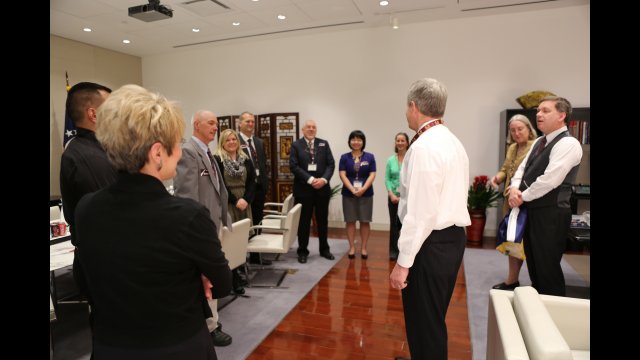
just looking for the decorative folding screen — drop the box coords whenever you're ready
[217,112,299,203]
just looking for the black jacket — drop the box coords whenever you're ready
[289,137,335,198]
[60,128,117,245]
[75,173,232,348]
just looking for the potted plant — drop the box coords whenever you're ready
[467,175,501,243]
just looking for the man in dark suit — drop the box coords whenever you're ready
[174,110,233,346]
[508,96,582,296]
[290,119,336,264]
[237,111,272,265]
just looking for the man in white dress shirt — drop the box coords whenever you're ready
[389,78,471,360]
[508,96,582,296]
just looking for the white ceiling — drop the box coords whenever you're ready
[50,0,588,57]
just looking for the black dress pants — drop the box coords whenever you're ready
[249,183,266,263]
[295,193,330,256]
[401,226,466,360]
[387,198,401,256]
[524,206,571,296]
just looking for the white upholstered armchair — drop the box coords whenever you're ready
[487,286,590,360]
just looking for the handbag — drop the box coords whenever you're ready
[495,207,527,260]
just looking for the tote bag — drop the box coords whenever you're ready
[495,206,527,260]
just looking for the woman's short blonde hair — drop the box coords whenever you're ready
[96,84,184,173]
[215,129,248,161]
[506,114,538,144]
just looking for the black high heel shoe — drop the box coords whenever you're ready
[348,254,355,259]
[361,253,368,260]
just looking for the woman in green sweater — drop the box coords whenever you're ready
[385,132,409,261]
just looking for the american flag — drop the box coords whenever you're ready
[63,71,76,148]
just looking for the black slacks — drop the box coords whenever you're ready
[387,199,401,256]
[250,183,266,227]
[295,193,330,256]
[401,226,466,360]
[249,183,267,263]
[524,206,571,296]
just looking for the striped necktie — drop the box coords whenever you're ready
[533,137,547,156]
[247,138,259,167]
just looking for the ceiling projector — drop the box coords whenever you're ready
[128,0,173,22]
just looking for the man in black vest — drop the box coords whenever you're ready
[508,96,583,296]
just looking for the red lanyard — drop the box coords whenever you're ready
[409,119,443,146]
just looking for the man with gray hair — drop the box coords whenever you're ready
[389,78,470,360]
[290,119,336,264]
[174,110,233,347]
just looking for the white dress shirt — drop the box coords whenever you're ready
[397,124,471,268]
[509,126,583,202]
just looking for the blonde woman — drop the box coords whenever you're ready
[490,114,538,291]
[213,128,256,295]
[213,129,256,224]
[75,84,231,359]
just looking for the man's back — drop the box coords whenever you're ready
[60,128,117,244]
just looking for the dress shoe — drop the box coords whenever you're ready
[211,327,232,346]
[298,255,308,263]
[492,281,520,291]
[320,252,335,260]
[233,285,245,295]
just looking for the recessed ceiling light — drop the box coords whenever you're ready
[252,0,259,2]
[232,22,240,26]
[277,14,286,20]
[192,28,200,32]
[122,39,131,44]
[83,27,92,32]
[380,1,389,6]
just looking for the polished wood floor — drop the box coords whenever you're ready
[248,229,474,360]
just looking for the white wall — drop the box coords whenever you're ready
[144,5,589,234]
[50,35,142,198]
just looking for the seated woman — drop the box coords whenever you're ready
[74,84,231,360]
[213,128,256,295]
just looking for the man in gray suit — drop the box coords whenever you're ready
[174,110,233,347]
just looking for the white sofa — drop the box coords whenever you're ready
[487,286,590,360]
